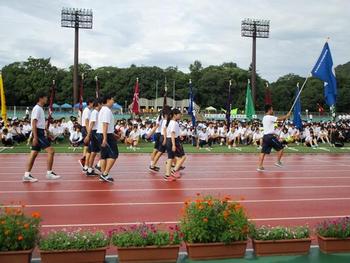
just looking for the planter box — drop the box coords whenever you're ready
[39,247,107,263]
[186,241,247,260]
[252,238,311,256]
[117,245,180,263]
[0,249,32,263]
[318,235,350,253]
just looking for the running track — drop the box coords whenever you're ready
[1,153,350,233]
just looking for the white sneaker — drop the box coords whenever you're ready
[228,145,231,149]
[46,172,61,180]
[274,161,283,168]
[23,174,38,183]
[257,167,265,172]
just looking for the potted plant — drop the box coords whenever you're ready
[250,225,311,256]
[316,217,350,253]
[111,223,181,263]
[39,229,109,263]
[180,194,249,260]
[0,206,41,263]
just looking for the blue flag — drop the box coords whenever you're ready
[293,83,303,130]
[188,80,196,127]
[311,42,337,106]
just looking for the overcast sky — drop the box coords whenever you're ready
[0,0,349,81]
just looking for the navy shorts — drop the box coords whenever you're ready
[82,127,88,146]
[261,134,284,154]
[166,138,185,159]
[97,133,119,160]
[88,130,100,153]
[31,129,51,152]
[154,132,161,150]
[157,135,167,153]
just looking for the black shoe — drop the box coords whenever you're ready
[154,166,160,171]
[179,166,186,170]
[99,174,114,183]
[82,167,88,172]
[86,170,99,177]
[95,165,102,173]
[149,166,159,172]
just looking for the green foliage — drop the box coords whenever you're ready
[249,224,310,240]
[180,195,249,244]
[316,217,350,238]
[39,230,109,251]
[1,58,350,112]
[111,224,181,248]
[0,206,41,251]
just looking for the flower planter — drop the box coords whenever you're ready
[117,245,180,263]
[186,241,247,260]
[318,235,350,253]
[39,247,107,263]
[252,238,311,256]
[0,249,33,263]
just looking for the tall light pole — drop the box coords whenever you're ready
[241,18,270,106]
[155,80,158,111]
[173,80,176,108]
[61,7,93,105]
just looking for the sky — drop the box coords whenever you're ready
[0,0,349,81]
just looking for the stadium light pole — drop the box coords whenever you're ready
[61,7,93,105]
[241,18,270,106]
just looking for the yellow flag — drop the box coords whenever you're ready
[0,73,7,126]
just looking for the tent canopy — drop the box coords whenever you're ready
[74,102,87,108]
[60,103,72,109]
[112,103,122,110]
[205,106,217,112]
[52,103,60,108]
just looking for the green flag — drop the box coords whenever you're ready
[231,108,238,115]
[245,80,255,120]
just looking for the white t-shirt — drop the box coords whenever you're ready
[160,119,167,136]
[89,109,99,131]
[156,118,163,133]
[81,107,92,127]
[166,120,180,138]
[198,130,209,141]
[31,104,46,129]
[262,115,278,135]
[97,106,114,134]
[129,130,140,140]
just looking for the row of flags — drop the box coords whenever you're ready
[0,41,337,129]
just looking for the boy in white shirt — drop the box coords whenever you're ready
[257,105,291,172]
[97,94,118,183]
[79,98,94,172]
[126,125,140,150]
[23,93,60,182]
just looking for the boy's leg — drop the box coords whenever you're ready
[258,153,265,169]
[45,146,55,171]
[26,150,39,172]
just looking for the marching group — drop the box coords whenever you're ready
[0,93,349,182]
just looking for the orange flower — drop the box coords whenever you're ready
[223,210,230,219]
[5,207,13,215]
[203,218,208,223]
[207,200,213,207]
[235,204,243,210]
[31,212,41,219]
[198,205,204,210]
[17,235,24,241]
[224,195,231,201]
[1,220,5,225]
[23,223,30,229]
[196,193,201,197]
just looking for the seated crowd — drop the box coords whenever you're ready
[1,113,350,150]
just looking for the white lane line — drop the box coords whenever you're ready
[3,197,350,208]
[41,215,350,228]
[2,185,350,194]
[1,176,350,183]
[1,169,350,176]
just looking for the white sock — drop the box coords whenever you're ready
[47,170,52,175]
[97,160,101,167]
[88,167,93,173]
[24,172,30,177]
[84,165,88,169]
[150,161,154,166]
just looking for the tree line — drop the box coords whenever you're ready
[1,57,350,112]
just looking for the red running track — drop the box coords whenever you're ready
[1,153,350,232]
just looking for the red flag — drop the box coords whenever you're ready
[79,74,84,112]
[47,80,55,129]
[132,78,140,114]
[264,82,272,105]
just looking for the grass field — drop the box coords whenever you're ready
[1,140,350,154]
